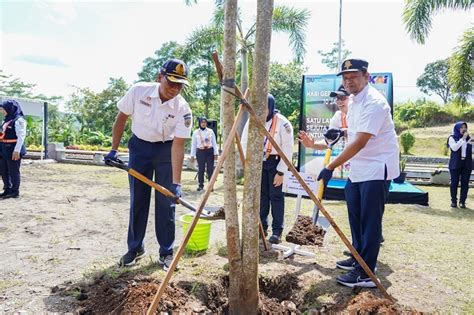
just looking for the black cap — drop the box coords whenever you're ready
[337,58,369,76]
[161,58,190,85]
[330,84,350,97]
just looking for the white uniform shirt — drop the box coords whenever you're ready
[13,117,27,153]
[117,82,192,142]
[190,127,219,157]
[346,84,400,182]
[448,137,469,158]
[329,110,346,129]
[241,112,294,173]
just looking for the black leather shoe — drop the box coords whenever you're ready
[450,202,457,208]
[0,190,11,198]
[2,192,19,199]
[459,202,467,209]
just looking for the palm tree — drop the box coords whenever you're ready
[403,0,473,104]
[185,2,310,131]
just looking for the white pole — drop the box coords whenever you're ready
[337,0,343,71]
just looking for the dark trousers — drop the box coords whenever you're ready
[0,143,25,194]
[450,163,471,204]
[127,135,175,256]
[345,177,390,273]
[196,148,214,188]
[260,156,284,236]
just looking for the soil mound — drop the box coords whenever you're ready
[329,291,422,314]
[67,273,301,314]
[285,215,326,246]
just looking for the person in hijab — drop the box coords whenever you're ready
[189,116,218,191]
[0,99,27,199]
[241,94,294,244]
[447,121,472,209]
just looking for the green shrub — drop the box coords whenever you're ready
[400,130,415,154]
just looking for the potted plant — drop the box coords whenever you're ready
[393,153,407,184]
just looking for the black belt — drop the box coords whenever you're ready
[197,147,212,151]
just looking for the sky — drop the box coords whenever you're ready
[1,0,472,106]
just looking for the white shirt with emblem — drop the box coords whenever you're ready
[241,112,294,173]
[190,127,219,157]
[346,84,399,182]
[117,82,192,142]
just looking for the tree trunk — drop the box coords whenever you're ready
[236,49,249,136]
[221,0,242,313]
[240,0,274,313]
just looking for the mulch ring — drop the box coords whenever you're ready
[62,273,302,314]
[285,215,326,246]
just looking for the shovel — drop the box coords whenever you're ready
[106,158,213,217]
[313,128,344,224]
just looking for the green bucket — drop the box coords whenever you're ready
[179,214,213,252]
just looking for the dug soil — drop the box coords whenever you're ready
[62,273,420,314]
[285,215,326,246]
[64,273,301,314]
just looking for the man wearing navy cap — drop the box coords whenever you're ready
[105,58,193,271]
[317,58,399,287]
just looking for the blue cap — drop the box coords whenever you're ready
[337,58,369,76]
[161,58,189,85]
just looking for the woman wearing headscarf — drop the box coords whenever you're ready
[0,100,27,199]
[447,121,472,209]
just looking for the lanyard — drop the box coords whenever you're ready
[264,115,278,158]
[198,129,211,148]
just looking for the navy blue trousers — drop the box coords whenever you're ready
[260,155,284,236]
[127,135,175,256]
[345,177,390,273]
[196,148,214,188]
[449,163,471,204]
[0,143,26,194]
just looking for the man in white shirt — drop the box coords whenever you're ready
[104,59,193,271]
[190,117,218,191]
[241,94,294,244]
[317,58,399,288]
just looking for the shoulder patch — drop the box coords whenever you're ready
[283,122,292,134]
[183,113,192,128]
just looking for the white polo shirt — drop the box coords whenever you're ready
[117,82,192,142]
[346,84,400,182]
[241,112,294,173]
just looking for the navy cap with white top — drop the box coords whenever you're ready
[330,84,350,97]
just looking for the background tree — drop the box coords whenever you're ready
[416,59,451,104]
[317,40,351,72]
[268,61,306,131]
[403,0,473,105]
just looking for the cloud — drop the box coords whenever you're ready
[35,1,77,25]
[14,55,69,67]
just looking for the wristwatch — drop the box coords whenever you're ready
[277,171,284,176]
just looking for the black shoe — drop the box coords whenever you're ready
[336,269,376,288]
[158,254,178,271]
[2,192,19,199]
[336,257,356,270]
[0,190,10,198]
[268,235,281,244]
[118,248,146,267]
[197,186,203,191]
[459,202,466,209]
[451,202,458,208]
